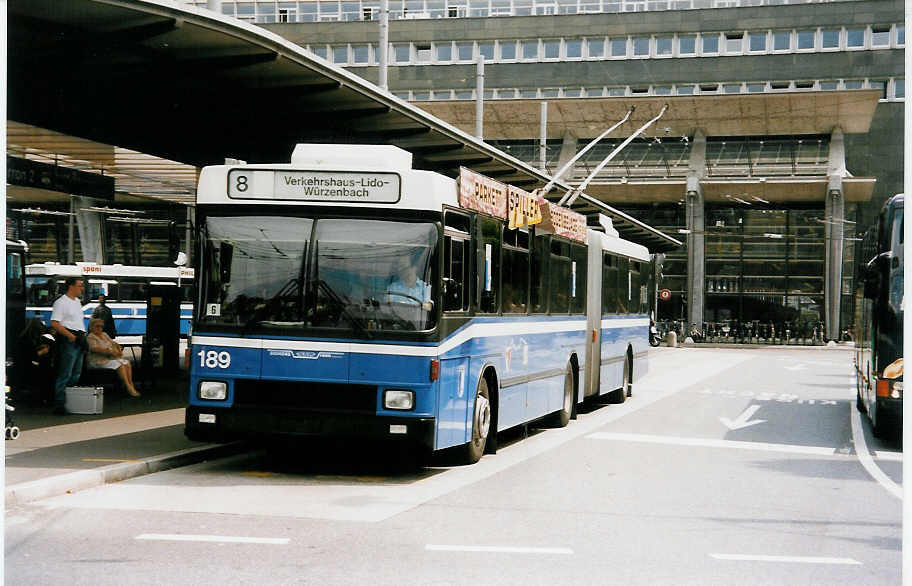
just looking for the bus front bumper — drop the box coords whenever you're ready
[185,405,435,450]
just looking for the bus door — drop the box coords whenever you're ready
[437,210,473,450]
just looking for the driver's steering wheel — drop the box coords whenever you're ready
[384,291,424,306]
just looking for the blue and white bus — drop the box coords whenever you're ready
[25,262,195,340]
[185,144,651,463]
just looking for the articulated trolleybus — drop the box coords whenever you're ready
[186,144,651,463]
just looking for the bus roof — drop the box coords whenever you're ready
[25,263,194,279]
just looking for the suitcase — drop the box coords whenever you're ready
[64,386,104,414]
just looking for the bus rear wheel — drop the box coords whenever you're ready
[463,378,491,464]
[607,355,631,404]
[549,366,573,428]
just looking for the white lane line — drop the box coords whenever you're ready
[849,396,903,500]
[136,534,289,545]
[426,545,573,555]
[587,432,839,456]
[710,554,861,565]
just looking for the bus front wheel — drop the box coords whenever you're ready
[463,378,491,464]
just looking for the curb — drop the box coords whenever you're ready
[674,342,854,351]
[6,441,247,506]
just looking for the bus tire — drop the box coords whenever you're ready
[463,378,491,464]
[871,402,891,439]
[549,366,574,428]
[856,389,867,413]
[607,355,631,404]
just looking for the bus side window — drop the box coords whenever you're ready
[602,253,618,314]
[475,216,501,314]
[531,232,549,313]
[444,211,471,312]
[120,280,148,302]
[569,242,587,315]
[502,228,530,314]
[629,260,641,314]
[549,239,571,314]
[617,257,629,313]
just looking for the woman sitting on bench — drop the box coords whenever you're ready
[86,318,141,397]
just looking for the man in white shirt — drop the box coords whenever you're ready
[50,277,86,414]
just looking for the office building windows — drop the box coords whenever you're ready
[457,42,474,60]
[796,30,815,50]
[566,39,582,58]
[773,30,790,51]
[821,29,839,48]
[415,43,431,62]
[894,79,905,98]
[871,26,890,46]
[353,44,371,63]
[846,28,864,47]
[702,33,719,54]
[437,43,453,61]
[586,38,604,57]
[499,41,517,60]
[479,42,494,60]
[679,35,696,54]
[610,37,627,57]
[394,43,411,62]
[522,39,539,59]
[633,37,650,56]
[656,36,673,55]
[333,45,349,63]
[749,32,766,51]
[544,39,561,58]
[897,25,905,45]
[725,32,744,53]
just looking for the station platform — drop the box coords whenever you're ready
[4,370,242,506]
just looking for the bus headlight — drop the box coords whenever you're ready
[199,381,227,401]
[384,389,415,410]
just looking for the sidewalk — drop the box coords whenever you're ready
[5,370,243,506]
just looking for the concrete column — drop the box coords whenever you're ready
[539,102,548,172]
[685,130,707,329]
[475,55,484,139]
[556,130,578,177]
[824,127,846,341]
[378,0,389,90]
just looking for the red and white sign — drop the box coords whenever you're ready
[458,167,507,219]
[659,289,672,301]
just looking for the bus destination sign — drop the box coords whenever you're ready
[228,169,401,203]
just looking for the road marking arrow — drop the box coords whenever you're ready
[720,405,766,430]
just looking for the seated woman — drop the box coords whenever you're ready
[86,318,140,397]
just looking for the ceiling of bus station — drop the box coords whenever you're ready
[8,0,875,252]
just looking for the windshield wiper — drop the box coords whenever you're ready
[316,279,372,339]
[242,277,301,332]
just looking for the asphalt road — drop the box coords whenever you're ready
[5,347,902,585]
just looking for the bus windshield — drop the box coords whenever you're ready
[199,215,439,334]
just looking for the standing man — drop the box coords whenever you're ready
[91,294,117,339]
[50,277,87,415]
